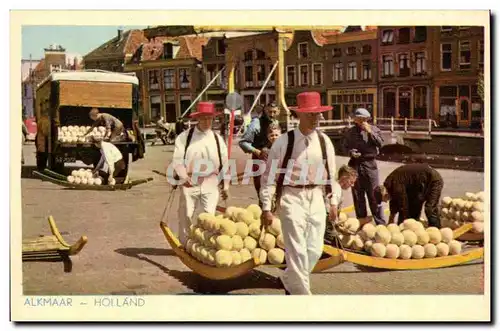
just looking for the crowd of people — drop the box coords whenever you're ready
[170,91,444,295]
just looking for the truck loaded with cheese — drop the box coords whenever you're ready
[34,70,145,180]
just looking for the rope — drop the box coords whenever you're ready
[160,186,178,226]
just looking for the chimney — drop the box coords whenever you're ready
[118,29,123,39]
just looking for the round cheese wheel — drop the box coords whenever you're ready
[240,248,252,262]
[215,250,232,267]
[67,176,75,183]
[472,222,484,233]
[390,232,405,246]
[232,235,244,251]
[387,223,400,234]
[374,228,392,245]
[252,248,267,265]
[399,244,412,259]
[267,248,285,265]
[267,217,282,236]
[402,230,418,246]
[246,204,262,220]
[436,242,450,257]
[441,196,453,206]
[248,223,261,239]
[385,244,400,259]
[216,235,233,251]
[235,222,249,238]
[360,223,376,240]
[364,240,373,253]
[219,219,237,236]
[415,229,430,245]
[243,236,258,252]
[411,245,425,259]
[448,240,462,255]
[258,233,276,251]
[370,243,386,258]
[276,234,285,249]
[439,228,453,244]
[236,209,254,225]
[231,251,242,266]
[351,235,364,251]
[426,227,442,244]
[423,243,437,258]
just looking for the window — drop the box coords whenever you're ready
[286,66,296,87]
[362,60,371,80]
[256,50,266,60]
[459,41,471,70]
[244,66,253,86]
[244,50,253,62]
[150,95,161,120]
[312,63,323,85]
[398,53,410,77]
[298,43,309,59]
[381,30,394,44]
[382,55,394,77]
[333,62,343,82]
[398,28,410,44]
[441,43,452,71]
[414,52,426,75]
[441,26,452,32]
[178,68,191,89]
[346,47,356,56]
[163,69,175,89]
[362,45,372,55]
[347,62,357,81]
[148,69,160,90]
[332,48,342,57]
[478,40,484,67]
[216,39,226,56]
[268,64,276,86]
[50,64,61,72]
[163,43,173,59]
[180,95,191,117]
[205,64,217,85]
[257,64,266,82]
[299,64,309,86]
[414,26,427,42]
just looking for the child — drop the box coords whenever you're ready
[324,165,359,244]
[260,123,282,159]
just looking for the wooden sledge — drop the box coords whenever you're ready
[33,169,153,191]
[23,216,88,261]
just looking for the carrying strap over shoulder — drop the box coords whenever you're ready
[183,127,222,173]
[213,131,223,173]
[183,127,195,159]
[318,131,332,196]
[273,130,295,212]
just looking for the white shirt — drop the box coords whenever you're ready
[96,141,123,171]
[172,126,228,182]
[328,181,343,208]
[260,129,337,211]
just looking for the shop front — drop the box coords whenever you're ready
[327,87,377,120]
[380,85,430,120]
[435,84,483,129]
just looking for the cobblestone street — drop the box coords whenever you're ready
[20,141,485,295]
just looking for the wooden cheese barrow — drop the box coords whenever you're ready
[159,206,483,280]
[22,216,88,268]
[33,169,153,191]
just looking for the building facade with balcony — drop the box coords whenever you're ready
[431,26,484,128]
[320,26,379,120]
[201,36,229,110]
[124,35,208,124]
[377,26,434,121]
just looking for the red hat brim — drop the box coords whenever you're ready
[289,105,332,113]
[189,111,222,118]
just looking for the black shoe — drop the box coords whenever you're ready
[278,277,290,295]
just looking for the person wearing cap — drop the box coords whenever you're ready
[85,108,125,142]
[91,136,126,185]
[239,102,281,207]
[172,102,230,245]
[343,108,385,225]
[374,164,444,227]
[260,92,337,295]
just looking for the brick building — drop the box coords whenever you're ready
[431,26,484,128]
[377,26,435,120]
[201,35,229,110]
[123,35,209,123]
[22,45,82,119]
[321,26,379,120]
[83,29,146,72]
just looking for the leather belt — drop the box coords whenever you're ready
[284,184,319,189]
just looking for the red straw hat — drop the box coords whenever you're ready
[189,102,221,118]
[289,92,332,113]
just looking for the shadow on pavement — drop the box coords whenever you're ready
[115,247,177,258]
[115,248,282,294]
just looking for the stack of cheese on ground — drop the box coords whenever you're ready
[185,204,286,267]
[67,169,103,186]
[356,219,462,259]
[440,192,485,234]
[58,125,107,144]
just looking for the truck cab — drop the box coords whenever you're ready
[35,70,145,181]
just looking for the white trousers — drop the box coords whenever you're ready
[178,177,220,245]
[279,186,327,295]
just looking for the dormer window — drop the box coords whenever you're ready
[163,43,173,59]
[216,39,226,56]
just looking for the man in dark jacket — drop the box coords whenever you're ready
[374,164,444,227]
[343,108,385,225]
[238,102,280,206]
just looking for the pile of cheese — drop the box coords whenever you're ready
[440,191,485,234]
[67,169,103,186]
[185,204,286,268]
[344,218,462,259]
[58,126,108,144]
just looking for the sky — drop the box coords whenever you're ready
[21,25,148,60]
